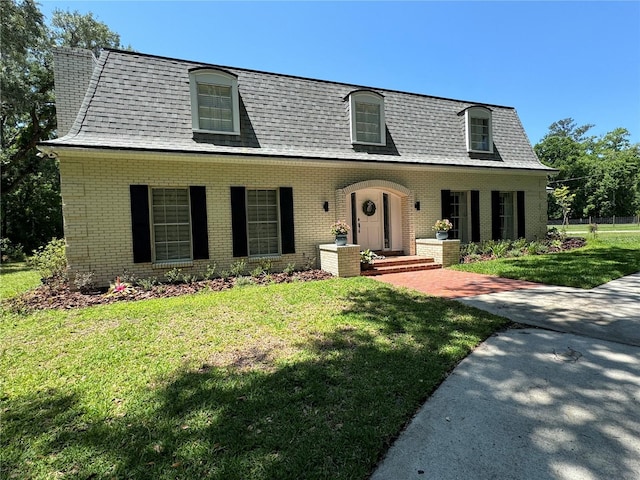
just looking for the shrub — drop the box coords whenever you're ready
[165,268,183,284]
[28,238,67,279]
[74,271,97,293]
[235,276,255,287]
[203,263,217,280]
[230,260,247,277]
[251,265,265,277]
[0,238,25,262]
[283,262,296,276]
[137,277,158,291]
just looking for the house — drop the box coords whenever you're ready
[39,47,553,286]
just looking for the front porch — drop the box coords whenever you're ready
[319,239,460,278]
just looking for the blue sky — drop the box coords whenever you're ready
[40,1,640,145]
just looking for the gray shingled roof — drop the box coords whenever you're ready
[43,49,552,171]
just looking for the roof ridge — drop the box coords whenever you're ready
[101,48,515,110]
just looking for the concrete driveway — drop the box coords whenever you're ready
[371,273,640,480]
[458,272,640,347]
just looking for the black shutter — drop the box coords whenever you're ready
[441,190,452,220]
[517,190,526,238]
[230,186,248,257]
[491,190,501,240]
[189,186,209,260]
[279,187,295,254]
[130,185,152,263]
[471,190,480,242]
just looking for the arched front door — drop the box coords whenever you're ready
[355,189,384,251]
[349,188,403,252]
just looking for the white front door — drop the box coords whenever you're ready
[355,189,383,251]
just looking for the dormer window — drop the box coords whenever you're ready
[189,68,240,135]
[462,106,493,153]
[348,90,385,146]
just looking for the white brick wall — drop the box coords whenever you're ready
[53,47,96,136]
[59,151,548,286]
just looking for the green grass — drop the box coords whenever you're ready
[551,224,640,233]
[453,234,640,288]
[1,277,507,480]
[0,262,41,300]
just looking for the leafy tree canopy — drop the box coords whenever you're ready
[536,118,640,219]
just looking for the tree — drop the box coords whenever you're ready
[1,1,126,253]
[536,119,640,220]
[552,186,575,230]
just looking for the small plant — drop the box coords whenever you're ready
[165,268,183,284]
[28,238,67,280]
[301,254,316,271]
[330,221,350,236]
[180,272,199,284]
[283,262,296,276]
[136,276,158,291]
[219,270,231,280]
[235,276,255,287]
[589,223,598,239]
[432,219,453,231]
[360,249,376,265]
[107,277,135,296]
[230,260,247,277]
[251,265,265,277]
[74,271,97,293]
[259,258,273,274]
[203,263,217,280]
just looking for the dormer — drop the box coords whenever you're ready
[460,105,493,153]
[347,90,386,146]
[189,67,240,135]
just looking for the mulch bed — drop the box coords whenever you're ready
[460,237,586,263]
[7,270,333,313]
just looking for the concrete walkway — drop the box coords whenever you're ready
[371,329,640,480]
[370,271,640,479]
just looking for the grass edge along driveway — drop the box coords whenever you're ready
[1,276,508,480]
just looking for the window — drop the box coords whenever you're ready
[151,188,192,262]
[247,189,280,256]
[130,185,208,264]
[450,191,469,242]
[462,106,493,153]
[189,69,240,135]
[499,192,514,240]
[349,91,385,146]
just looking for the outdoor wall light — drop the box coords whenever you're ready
[323,201,329,212]
[415,201,420,211]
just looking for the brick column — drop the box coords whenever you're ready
[319,243,361,277]
[416,239,460,267]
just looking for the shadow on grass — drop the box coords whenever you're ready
[1,286,506,480]
[483,245,640,288]
[0,262,34,275]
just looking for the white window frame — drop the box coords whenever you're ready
[450,191,470,243]
[465,106,493,153]
[150,187,193,264]
[246,189,281,257]
[189,69,240,135]
[349,91,386,146]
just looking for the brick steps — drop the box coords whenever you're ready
[360,255,442,276]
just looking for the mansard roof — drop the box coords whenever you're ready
[43,48,551,171]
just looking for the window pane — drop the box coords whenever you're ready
[151,188,192,262]
[246,189,280,256]
[197,83,233,132]
[355,101,381,143]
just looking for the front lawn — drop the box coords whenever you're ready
[0,262,41,299]
[452,234,640,288]
[1,277,507,480]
